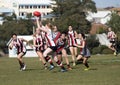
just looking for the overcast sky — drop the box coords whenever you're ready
[93,0,120,8]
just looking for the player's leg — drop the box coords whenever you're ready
[74,47,78,58]
[69,47,76,66]
[36,51,47,69]
[76,55,83,61]
[43,48,54,70]
[17,52,26,71]
[83,57,89,71]
[108,43,116,51]
[108,43,117,55]
[57,54,62,62]
[54,56,67,72]
[62,49,72,70]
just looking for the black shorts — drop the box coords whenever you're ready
[50,46,57,52]
[17,52,26,56]
[36,50,45,53]
[57,51,62,55]
[69,45,77,47]
[110,41,115,44]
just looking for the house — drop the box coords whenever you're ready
[0,0,54,19]
[0,7,14,16]
[86,10,111,24]
[110,7,120,15]
[7,35,38,58]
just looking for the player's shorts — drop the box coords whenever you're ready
[69,45,77,47]
[50,46,57,52]
[110,41,115,44]
[80,49,91,58]
[35,46,44,53]
[17,51,26,56]
[57,51,62,55]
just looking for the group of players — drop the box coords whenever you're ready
[9,17,117,72]
[9,17,91,72]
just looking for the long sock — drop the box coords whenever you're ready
[84,63,89,68]
[45,56,54,66]
[67,64,70,68]
[19,61,24,68]
[44,63,47,67]
[56,60,65,69]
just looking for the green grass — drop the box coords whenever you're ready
[0,55,120,85]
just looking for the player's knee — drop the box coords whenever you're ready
[83,61,86,64]
[43,52,47,57]
[17,57,20,60]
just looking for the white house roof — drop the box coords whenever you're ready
[87,11,111,18]
[0,7,14,13]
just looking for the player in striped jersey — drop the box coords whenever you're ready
[9,33,28,71]
[107,27,117,55]
[68,26,78,66]
[36,17,66,72]
[33,28,47,69]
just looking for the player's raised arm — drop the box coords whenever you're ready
[8,40,14,49]
[35,17,48,33]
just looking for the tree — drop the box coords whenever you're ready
[52,0,97,33]
[107,12,120,51]
[0,19,34,53]
[107,13,120,33]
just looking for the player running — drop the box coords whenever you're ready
[75,33,91,71]
[9,33,28,71]
[107,27,117,56]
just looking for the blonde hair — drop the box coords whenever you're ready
[46,22,54,30]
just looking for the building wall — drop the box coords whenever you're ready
[0,0,53,18]
[101,15,111,24]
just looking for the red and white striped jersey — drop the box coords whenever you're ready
[33,34,43,51]
[107,31,116,41]
[68,30,76,46]
[12,38,26,54]
[45,29,56,47]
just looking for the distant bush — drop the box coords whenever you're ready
[86,35,100,52]
[91,45,113,55]
[102,48,113,54]
[92,47,101,54]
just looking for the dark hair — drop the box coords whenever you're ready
[12,33,17,37]
[81,33,86,39]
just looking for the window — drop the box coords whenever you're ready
[47,5,50,8]
[42,5,45,8]
[33,5,37,9]
[21,5,24,9]
[38,5,41,8]
[30,5,32,9]
[25,5,29,9]
[21,12,24,16]
[47,13,49,15]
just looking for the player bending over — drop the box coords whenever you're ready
[75,33,91,71]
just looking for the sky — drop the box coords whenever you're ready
[93,0,120,8]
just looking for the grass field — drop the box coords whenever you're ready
[0,55,120,85]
